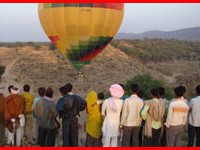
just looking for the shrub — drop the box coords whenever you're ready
[124,74,173,100]
[111,39,200,63]
[34,44,41,49]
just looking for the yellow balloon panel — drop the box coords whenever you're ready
[38,3,124,70]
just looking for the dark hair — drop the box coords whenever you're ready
[59,86,68,95]
[131,83,139,93]
[195,85,200,95]
[38,87,45,97]
[65,83,73,92]
[174,85,186,97]
[45,88,53,98]
[151,88,159,98]
[137,89,144,99]
[23,84,30,92]
[8,85,14,93]
[158,87,165,97]
[98,92,104,100]
[119,84,125,90]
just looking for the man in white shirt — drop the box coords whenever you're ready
[120,84,144,146]
[187,85,200,147]
[165,85,189,147]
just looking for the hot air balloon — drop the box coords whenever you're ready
[38,3,124,71]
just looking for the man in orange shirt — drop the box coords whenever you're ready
[5,86,24,146]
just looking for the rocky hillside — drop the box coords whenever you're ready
[0,39,200,98]
[0,40,199,146]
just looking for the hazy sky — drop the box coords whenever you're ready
[0,3,200,42]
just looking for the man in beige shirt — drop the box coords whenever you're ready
[165,85,189,147]
[120,84,144,146]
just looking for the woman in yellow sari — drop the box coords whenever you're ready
[85,91,103,146]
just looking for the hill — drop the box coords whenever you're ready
[0,39,200,98]
[116,27,200,41]
[0,39,199,146]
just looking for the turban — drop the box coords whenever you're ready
[11,86,19,94]
[109,84,124,99]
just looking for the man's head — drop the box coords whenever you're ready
[195,85,200,96]
[109,84,124,99]
[65,83,73,92]
[23,84,30,92]
[151,88,159,98]
[38,87,45,97]
[131,83,139,94]
[11,86,19,95]
[45,88,53,98]
[174,85,186,98]
[59,85,68,96]
[98,92,104,100]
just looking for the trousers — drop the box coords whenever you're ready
[6,126,23,146]
[187,124,200,147]
[37,127,56,146]
[62,117,78,146]
[166,125,184,146]
[122,126,140,146]
[102,136,118,147]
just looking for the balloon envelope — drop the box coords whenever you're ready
[38,3,124,71]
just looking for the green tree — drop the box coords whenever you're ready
[125,74,173,100]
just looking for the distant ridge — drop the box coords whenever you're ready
[115,27,200,41]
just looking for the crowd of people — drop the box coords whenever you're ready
[0,82,200,147]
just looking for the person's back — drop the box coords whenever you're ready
[22,84,34,142]
[120,84,144,147]
[0,93,5,146]
[5,94,24,121]
[141,88,166,146]
[36,97,57,129]
[32,87,45,117]
[188,96,200,127]
[4,87,24,146]
[62,94,80,119]
[101,84,124,147]
[35,88,57,147]
[102,97,123,147]
[60,83,86,147]
[62,83,86,118]
[62,93,85,146]
[85,91,103,146]
[166,99,188,126]
[147,99,166,123]
[188,85,200,146]
[165,85,189,147]
[121,95,143,127]
[0,93,5,120]
[103,97,123,124]
[22,92,34,115]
